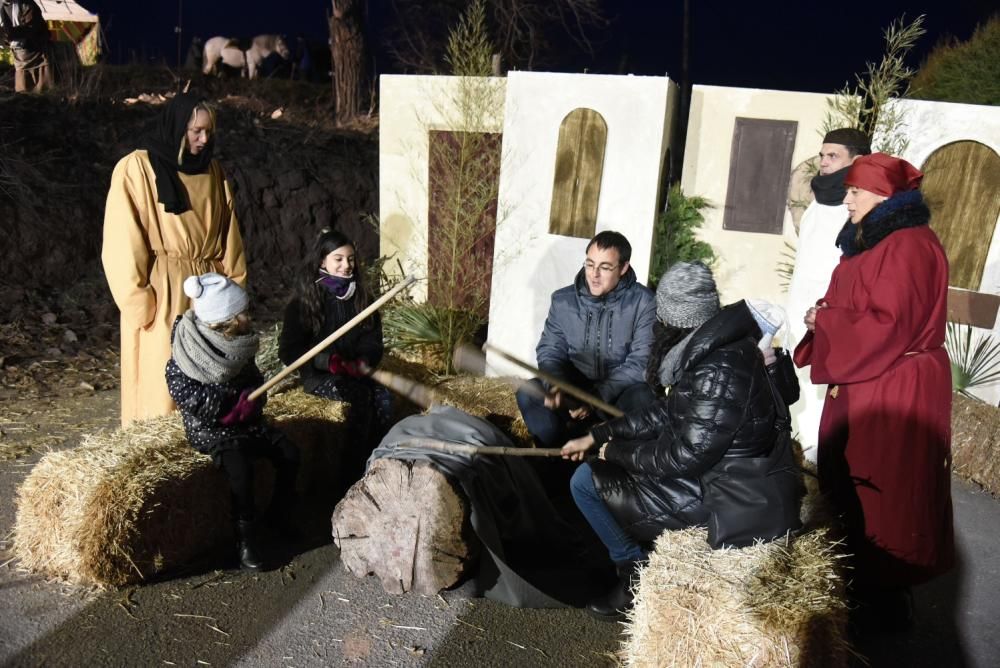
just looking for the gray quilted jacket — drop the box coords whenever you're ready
[536,266,656,403]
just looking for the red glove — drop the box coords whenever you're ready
[220,389,260,426]
[328,354,366,378]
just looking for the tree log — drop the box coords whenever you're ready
[331,458,478,595]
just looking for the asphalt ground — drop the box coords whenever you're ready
[1,390,998,667]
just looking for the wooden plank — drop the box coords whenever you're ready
[723,118,798,234]
[948,288,1000,329]
[923,141,1000,291]
[548,108,608,239]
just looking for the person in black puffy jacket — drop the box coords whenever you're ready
[561,262,803,619]
[279,229,393,478]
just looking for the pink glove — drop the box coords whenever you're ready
[220,389,260,426]
[328,354,366,378]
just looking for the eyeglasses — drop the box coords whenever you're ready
[584,261,620,275]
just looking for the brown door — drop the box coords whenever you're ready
[723,118,798,234]
[549,108,608,239]
[923,141,1000,292]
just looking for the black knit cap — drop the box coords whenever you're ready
[822,128,871,155]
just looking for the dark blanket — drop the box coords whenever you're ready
[368,405,605,608]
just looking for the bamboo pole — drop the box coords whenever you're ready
[481,343,624,418]
[249,275,417,400]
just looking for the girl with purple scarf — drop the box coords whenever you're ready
[279,229,393,479]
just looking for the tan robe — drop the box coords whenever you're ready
[102,150,247,426]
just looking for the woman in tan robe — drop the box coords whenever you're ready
[103,93,247,426]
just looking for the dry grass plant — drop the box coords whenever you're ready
[822,14,926,158]
[13,388,347,587]
[622,527,851,668]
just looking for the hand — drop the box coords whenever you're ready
[543,390,562,411]
[561,434,596,461]
[804,306,820,332]
[568,404,591,420]
[220,389,260,426]
[329,354,367,378]
[762,347,777,366]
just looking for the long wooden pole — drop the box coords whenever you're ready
[482,343,624,418]
[395,437,564,458]
[249,275,417,400]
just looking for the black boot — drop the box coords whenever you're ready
[587,560,642,620]
[236,519,266,571]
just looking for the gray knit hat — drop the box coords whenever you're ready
[183,272,249,324]
[655,262,720,328]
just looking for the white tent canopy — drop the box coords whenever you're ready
[37,0,99,23]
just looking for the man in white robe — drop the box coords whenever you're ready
[785,128,870,462]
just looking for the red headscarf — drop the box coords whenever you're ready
[843,152,923,197]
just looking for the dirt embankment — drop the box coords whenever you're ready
[0,72,379,400]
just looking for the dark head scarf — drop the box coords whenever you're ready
[140,93,215,215]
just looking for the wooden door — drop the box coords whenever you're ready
[549,108,608,239]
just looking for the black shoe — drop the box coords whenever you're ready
[236,519,266,571]
[587,560,642,620]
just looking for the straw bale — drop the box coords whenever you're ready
[623,527,850,668]
[951,392,1000,496]
[13,388,348,587]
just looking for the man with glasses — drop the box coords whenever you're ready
[516,231,657,448]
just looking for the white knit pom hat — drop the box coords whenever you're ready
[182,272,249,324]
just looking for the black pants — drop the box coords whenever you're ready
[217,432,300,522]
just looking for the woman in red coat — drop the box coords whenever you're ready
[794,152,954,630]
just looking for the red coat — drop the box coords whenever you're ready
[794,224,954,588]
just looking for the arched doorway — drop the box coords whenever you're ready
[922,140,1000,291]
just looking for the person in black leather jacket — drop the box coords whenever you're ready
[561,262,802,619]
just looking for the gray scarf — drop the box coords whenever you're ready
[172,311,259,385]
[658,329,697,388]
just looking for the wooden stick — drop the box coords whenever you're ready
[393,437,564,458]
[360,363,438,410]
[249,275,418,400]
[452,343,547,401]
[481,343,624,418]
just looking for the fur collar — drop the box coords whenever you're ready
[835,190,929,257]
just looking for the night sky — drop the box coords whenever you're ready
[82,0,996,94]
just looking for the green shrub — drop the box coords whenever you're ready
[648,184,715,288]
[911,15,1000,106]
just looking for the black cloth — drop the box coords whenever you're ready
[810,164,851,205]
[279,289,384,394]
[139,92,215,215]
[835,189,930,258]
[587,301,802,543]
[0,0,47,48]
[370,406,602,609]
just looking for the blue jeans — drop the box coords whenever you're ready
[516,379,656,448]
[570,463,646,564]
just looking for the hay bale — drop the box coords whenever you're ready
[332,457,478,595]
[13,388,347,587]
[951,392,1000,496]
[623,527,850,668]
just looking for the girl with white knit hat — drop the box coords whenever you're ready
[166,272,300,571]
